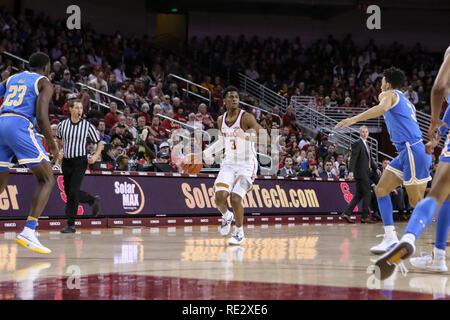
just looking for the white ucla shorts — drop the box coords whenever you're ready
[214,161,258,199]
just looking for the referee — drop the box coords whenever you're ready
[56,99,104,233]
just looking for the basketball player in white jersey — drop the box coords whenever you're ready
[203,86,267,245]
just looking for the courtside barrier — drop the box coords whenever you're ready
[0,169,360,230]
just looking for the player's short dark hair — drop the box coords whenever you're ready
[69,99,81,108]
[29,52,50,70]
[383,67,406,89]
[222,86,240,98]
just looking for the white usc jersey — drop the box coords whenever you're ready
[220,109,257,165]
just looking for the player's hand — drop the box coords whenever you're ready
[88,155,98,164]
[425,139,439,155]
[376,169,381,177]
[334,117,355,129]
[428,118,448,141]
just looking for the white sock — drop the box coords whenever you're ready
[401,233,416,245]
[384,225,397,238]
[234,226,244,235]
[433,247,446,259]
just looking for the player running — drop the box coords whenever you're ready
[374,46,450,280]
[0,52,59,254]
[335,67,432,255]
[203,86,267,245]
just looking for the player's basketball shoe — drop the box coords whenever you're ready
[410,251,448,273]
[219,211,234,236]
[370,232,399,254]
[374,240,415,280]
[15,228,51,254]
[229,231,245,245]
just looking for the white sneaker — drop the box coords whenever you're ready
[219,211,234,236]
[374,240,415,280]
[229,231,245,245]
[410,253,448,272]
[370,233,399,254]
[15,229,52,254]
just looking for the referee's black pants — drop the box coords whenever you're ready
[62,156,95,227]
[343,177,371,219]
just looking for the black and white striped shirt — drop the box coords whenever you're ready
[56,118,101,159]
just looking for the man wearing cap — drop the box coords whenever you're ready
[340,126,379,224]
[152,151,175,172]
[60,69,76,94]
[299,159,320,177]
[159,142,171,159]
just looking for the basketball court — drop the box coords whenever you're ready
[0,222,448,300]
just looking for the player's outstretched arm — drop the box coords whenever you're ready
[334,91,395,129]
[36,78,58,158]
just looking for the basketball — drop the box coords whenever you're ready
[181,153,203,174]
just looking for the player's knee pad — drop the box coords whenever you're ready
[231,177,252,199]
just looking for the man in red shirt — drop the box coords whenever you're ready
[149,116,168,144]
[160,109,181,133]
[104,102,119,130]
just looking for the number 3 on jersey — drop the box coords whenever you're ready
[231,139,237,150]
[3,85,27,107]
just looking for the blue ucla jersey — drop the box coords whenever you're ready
[383,90,423,151]
[1,71,47,125]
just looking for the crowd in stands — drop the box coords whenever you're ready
[188,34,448,115]
[0,8,444,189]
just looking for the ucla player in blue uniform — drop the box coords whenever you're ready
[0,52,59,254]
[335,67,432,254]
[375,46,450,280]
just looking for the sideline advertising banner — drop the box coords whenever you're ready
[0,173,358,218]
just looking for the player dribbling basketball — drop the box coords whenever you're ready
[202,86,267,245]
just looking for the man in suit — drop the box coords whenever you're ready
[341,126,380,223]
[278,156,297,177]
[319,160,336,178]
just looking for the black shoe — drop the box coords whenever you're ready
[92,196,101,217]
[340,213,355,224]
[361,217,376,224]
[60,225,76,233]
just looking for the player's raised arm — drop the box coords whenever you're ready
[36,78,58,158]
[429,46,450,140]
[334,91,396,129]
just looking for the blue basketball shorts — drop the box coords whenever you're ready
[386,140,432,185]
[0,113,49,172]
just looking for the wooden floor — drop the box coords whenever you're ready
[0,222,448,300]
